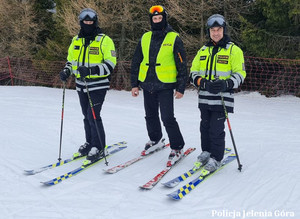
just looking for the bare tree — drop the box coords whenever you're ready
[0,0,41,57]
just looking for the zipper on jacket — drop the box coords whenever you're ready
[77,45,84,70]
[205,49,211,78]
[214,47,221,78]
[81,39,87,66]
[82,38,92,66]
[208,46,219,80]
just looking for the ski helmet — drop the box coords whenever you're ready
[206,14,226,36]
[78,8,98,26]
[149,5,168,31]
[149,5,167,17]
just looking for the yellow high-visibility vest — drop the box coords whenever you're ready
[67,34,116,79]
[139,31,178,83]
[190,43,246,80]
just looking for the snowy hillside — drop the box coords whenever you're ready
[0,86,299,219]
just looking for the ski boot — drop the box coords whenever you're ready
[167,149,183,167]
[142,138,165,155]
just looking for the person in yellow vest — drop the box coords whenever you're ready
[59,8,116,162]
[131,5,187,167]
[190,14,246,172]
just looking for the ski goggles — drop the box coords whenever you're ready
[79,9,97,21]
[149,5,164,15]
[207,16,225,28]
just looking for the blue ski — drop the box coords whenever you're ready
[162,148,231,188]
[167,153,237,200]
[24,141,126,175]
[41,145,127,186]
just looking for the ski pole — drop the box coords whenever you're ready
[84,80,108,166]
[58,82,66,161]
[220,92,243,171]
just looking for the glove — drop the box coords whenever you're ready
[197,77,213,92]
[203,80,217,94]
[194,77,214,93]
[192,76,206,88]
[59,69,70,82]
[77,66,90,79]
[198,77,207,89]
[209,79,234,94]
[78,66,100,79]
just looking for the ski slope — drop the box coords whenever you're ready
[0,86,299,219]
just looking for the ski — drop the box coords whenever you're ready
[24,141,127,175]
[41,145,127,186]
[139,147,196,190]
[162,147,232,188]
[167,153,237,200]
[104,143,170,174]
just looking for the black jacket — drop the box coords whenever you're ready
[131,25,187,94]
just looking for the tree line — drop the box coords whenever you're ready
[0,0,299,61]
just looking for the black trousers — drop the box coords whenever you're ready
[78,89,107,150]
[200,109,226,161]
[143,89,184,150]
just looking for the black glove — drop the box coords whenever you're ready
[198,78,214,93]
[77,66,90,79]
[203,80,217,94]
[209,79,234,94]
[59,69,70,82]
[199,78,207,89]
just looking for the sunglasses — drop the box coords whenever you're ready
[207,17,225,27]
[79,10,97,21]
[149,5,164,14]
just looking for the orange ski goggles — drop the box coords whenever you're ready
[149,5,164,15]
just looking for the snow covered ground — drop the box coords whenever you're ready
[0,86,299,219]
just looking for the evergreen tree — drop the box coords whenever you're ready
[32,0,56,46]
[240,0,300,58]
[35,0,73,60]
[1,0,298,59]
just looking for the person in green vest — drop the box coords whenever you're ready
[59,8,116,162]
[131,5,187,167]
[190,14,246,172]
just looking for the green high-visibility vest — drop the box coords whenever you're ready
[139,31,178,83]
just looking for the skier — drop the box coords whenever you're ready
[59,8,116,162]
[131,5,187,167]
[190,14,246,172]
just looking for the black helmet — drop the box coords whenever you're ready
[149,5,167,17]
[206,14,226,35]
[148,5,168,31]
[79,8,98,25]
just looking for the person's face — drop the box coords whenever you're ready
[152,15,163,23]
[209,26,224,43]
[83,20,94,25]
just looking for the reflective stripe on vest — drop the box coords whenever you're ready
[199,43,234,80]
[139,31,178,83]
[71,34,106,79]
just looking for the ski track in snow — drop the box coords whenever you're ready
[0,86,299,219]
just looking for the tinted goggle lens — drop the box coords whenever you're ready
[149,5,164,14]
[207,17,225,27]
[79,11,97,21]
